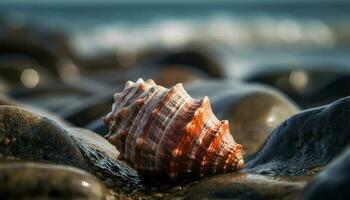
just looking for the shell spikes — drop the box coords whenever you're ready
[103,79,244,180]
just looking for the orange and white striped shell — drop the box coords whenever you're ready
[103,78,243,180]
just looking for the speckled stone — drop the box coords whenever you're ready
[244,96,350,176]
[0,105,85,168]
[0,161,114,200]
[0,106,142,195]
[66,127,142,192]
[186,80,299,157]
[303,147,350,200]
[173,172,310,200]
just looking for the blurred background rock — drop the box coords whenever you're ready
[1,1,350,109]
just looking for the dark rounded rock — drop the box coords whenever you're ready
[91,48,222,88]
[0,54,57,93]
[10,82,93,112]
[0,105,85,168]
[174,173,309,200]
[85,118,108,136]
[186,80,299,156]
[0,30,79,82]
[58,92,115,127]
[153,48,224,78]
[303,147,350,200]
[245,67,350,109]
[0,106,143,191]
[244,96,350,176]
[150,65,208,87]
[98,64,210,89]
[0,162,114,200]
[0,93,70,127]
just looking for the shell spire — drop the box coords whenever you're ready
[103,79,243,180]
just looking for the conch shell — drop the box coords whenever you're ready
[103,78,243,180]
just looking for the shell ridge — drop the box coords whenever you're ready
[215,133,238,172]
[179,106,217,175]
[211,122,233,172]
[111,82,153,158]
[115,83,140,110]
[155,84,192,170]
[185,98,220,174]
[201,121,231,174]
[194,120,222,175]
[106,84,143,136]
[132,86,169,169]
[167,98,205,178]
[199,121,225,174]
[125,84,160,163]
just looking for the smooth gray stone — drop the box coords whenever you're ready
[0,106,142,192]
[0,105,85,169]
[0,162,114,200]
[244,96,350,176]
[173,172,309,200]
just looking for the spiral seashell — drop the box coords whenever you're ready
[103,78,243,180]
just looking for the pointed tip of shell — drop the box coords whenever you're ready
[237,158,244,170]
[136,137,145,148]
[146,79,156,85]
[119,107,129,119]
[171,148,179,158]
[136,78,144,82]
[107,134,119,145]
[203,96,210,102]
[139,82,147,91]
[123,78,157,91]
[124,78,149,89]
[124,80,134,89]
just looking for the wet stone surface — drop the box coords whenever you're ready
[0,161,114,200]
[244,96,350,176]
[66,128,143,192]
[170,172,311,200]
[303,147,350,200]
[0,105,149,199]
[2,88,350,200]
[0,105,85,169]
